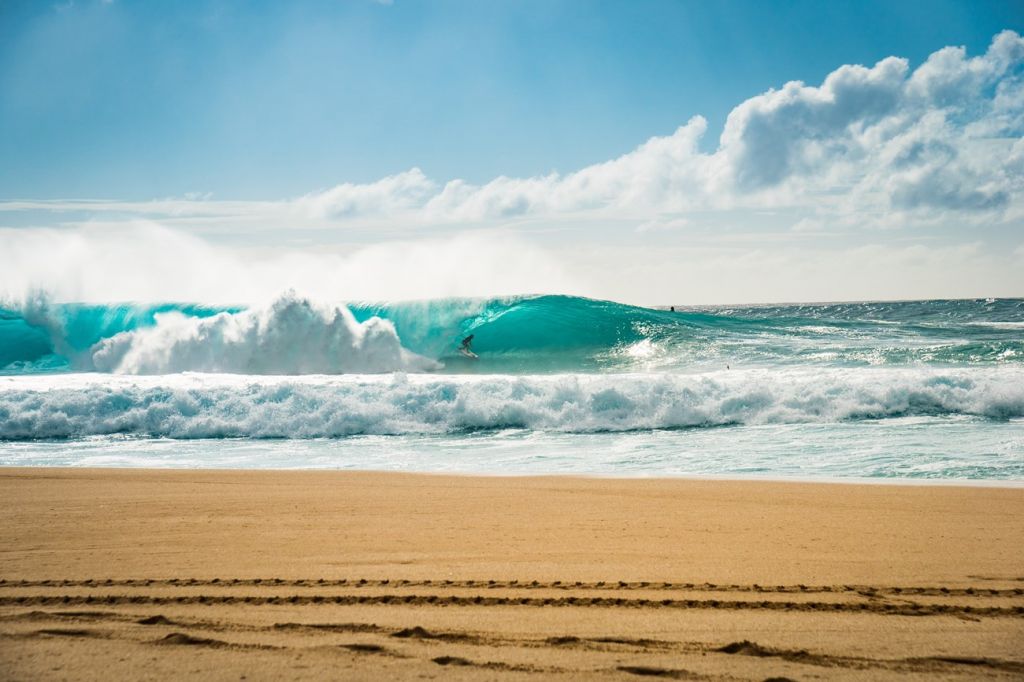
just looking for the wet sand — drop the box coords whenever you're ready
[1,468,1022,680]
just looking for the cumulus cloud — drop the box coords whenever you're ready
[907,30,1024,107]
[5,31,1020,232]
[280,30,1023,225]
[2,32,1023,304]
[720,56,909,190]
[298,168,437,219]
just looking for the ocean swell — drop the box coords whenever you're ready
[1,367,1021,440]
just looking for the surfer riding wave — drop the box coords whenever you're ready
[459,334,477,358]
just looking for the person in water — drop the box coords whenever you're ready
[461,334,475,352]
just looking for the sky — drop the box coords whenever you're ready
[1,0,1023,304]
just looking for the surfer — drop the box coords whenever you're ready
[459,334,477,358]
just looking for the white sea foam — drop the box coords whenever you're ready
[1,367,1021,440]
[89,293,438,374]
[965,321,1024,329]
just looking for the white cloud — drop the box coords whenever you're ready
[907,30,1024,107]
[284,30,1022,227]
[636,217,691,233]
[2,32,1022,303]
[6,31,1021,232]
[298,168,437,219]
[719,56,909,191]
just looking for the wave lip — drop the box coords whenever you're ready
[1,367,1021,440]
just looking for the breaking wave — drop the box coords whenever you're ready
[1,367,1021,440]
[89,295,439,374]
[3,293,437,375]
[1,293,1023,375]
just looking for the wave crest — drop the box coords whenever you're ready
[90,293,439,374]
[3,294,1024,374]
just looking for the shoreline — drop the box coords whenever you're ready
[3,464,1022,488]
[2,467,1022,680]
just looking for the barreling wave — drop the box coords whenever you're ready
[1,367,1022,440]
[0,293,439,375]
[1,293,1022,375]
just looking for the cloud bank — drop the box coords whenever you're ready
[7,31,1021,231]
[2,32,1022,303]
[278,30,1024,227]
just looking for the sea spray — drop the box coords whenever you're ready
[90,294,439,374]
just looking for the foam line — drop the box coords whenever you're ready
[1,367,1021,439]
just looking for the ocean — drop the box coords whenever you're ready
[1,293,1022,480]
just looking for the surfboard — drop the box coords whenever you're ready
[458,348,478,359]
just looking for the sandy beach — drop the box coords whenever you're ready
[5,1,1023,679]
[1,468,1022,680]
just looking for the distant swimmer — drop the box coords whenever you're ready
[670,306,675,312]
[459,334,478,359]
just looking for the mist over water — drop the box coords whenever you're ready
[1,293,1022,480]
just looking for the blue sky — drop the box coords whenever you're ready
[2,0,1021,198]
[1,0,1023,304]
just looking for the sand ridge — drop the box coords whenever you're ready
[2,585,1023,680]
[2,578,1023,617]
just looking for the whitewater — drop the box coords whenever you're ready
[1,293,1022,480]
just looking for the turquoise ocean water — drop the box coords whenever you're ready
[1,294,1022,480]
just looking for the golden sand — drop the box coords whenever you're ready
[1,468,1022,680]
